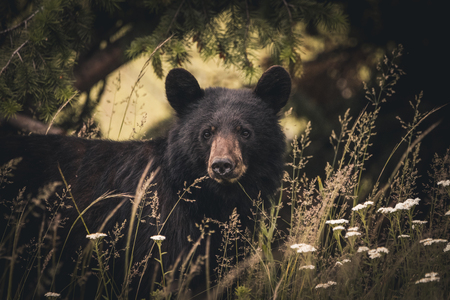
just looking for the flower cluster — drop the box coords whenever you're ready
[325,219,349,225]
[86,233,107,240]
[332,225,345,231]
[357,246,370,253]
[352,201,374,211]
[419,238,448,246]
[299,264,315,270]
[44,292,61,298]
[415,272,440,284]
[335,259,351,266]
[398,234,410,238]
[367,247,389,259]
[315,281,337,289]
[377,198,420,214]
[412,220,427,224]
[345,226,361,238]
[291,243,317,253]
[444,243,450,252]
[150,235,166,241]
[437,180,450,187]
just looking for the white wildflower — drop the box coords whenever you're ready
[336,259,351,266]
[357,246,370,253]
[398,234,410,238]
[376,247,389,254]
[299,264,315,270]
[394,198,420,211]
[44,292,61,298]
[367,247,389,259]
[348,226,359,231]
[295,243,317,253]
[345,231,361,238]
[368,251,381,259]
[412,220,428,224]
[325,219,349,225]
[315,281,337,289]
[415,272,440,284]
[150,235,166,241]
[333,225,346,231]
[437,180,450,187]
[419,238,447,246]
[86,233,107,240]
[352,201,374,211]
[445,210,450,216]
[444,243,450,252]
[377,207,397,214]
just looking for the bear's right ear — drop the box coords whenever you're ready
[165,68,204,115]
[254,66,291,113]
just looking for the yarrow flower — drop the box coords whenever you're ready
[398,234,410,238]
[299,264,315,270]
[352,201,374,211]
[437,180,450,187]
[150,235,166,241]
[86,233,107,240]
[291,243,317,253]
[415,272,440,284]
[377,207,397,214]
[348,226,359,232]
[368,247,389,259]
[44,292,61,298]
[332,225,346,231]
[335,259,351,266]
[412,220,428,224]
[377,198,421,214]
[345,231,361,238]
[315,281,337,289]
[419,238,448,246]
[394,198,420,210]
[357,246,370,253]
[444,243,450,252]
[325,219,349,225]
[445,210,450,216]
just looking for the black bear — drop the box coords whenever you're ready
[0,66,291,299]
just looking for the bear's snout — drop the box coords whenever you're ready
[211,157,235,176]
[208,134,246,183]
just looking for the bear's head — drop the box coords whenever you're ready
[165,66,291,188]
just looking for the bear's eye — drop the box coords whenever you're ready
[203,130,212,140]
[241,129,251,139]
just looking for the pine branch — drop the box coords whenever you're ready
[0,8,41,35]
[0,40,28,76]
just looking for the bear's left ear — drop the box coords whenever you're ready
[254,66,291,113]
[165,68,204,115]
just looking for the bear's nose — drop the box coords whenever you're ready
[211,158,234,176]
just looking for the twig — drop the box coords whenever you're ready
[165,0,186,36]
[282,0,293,23]
[0,8,40,35]
[0,40,28,76]
[46,91,79,135]
[117,33,174,139]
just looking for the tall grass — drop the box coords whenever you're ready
[1,45,449,299]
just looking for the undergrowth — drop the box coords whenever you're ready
[1,45,449,299]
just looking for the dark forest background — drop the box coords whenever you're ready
[1,0,449,196]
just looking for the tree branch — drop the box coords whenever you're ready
[0,40,28,76]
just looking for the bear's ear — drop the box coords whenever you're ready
[165,68,204,115]
[253,66,291,113]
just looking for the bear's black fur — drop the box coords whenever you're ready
[0,66,291,298]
